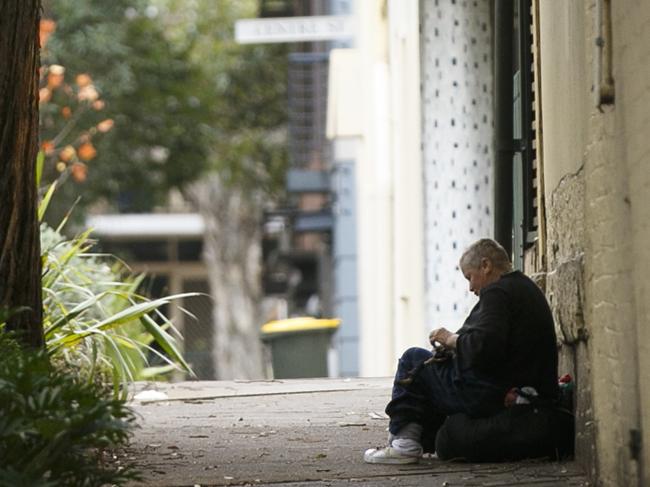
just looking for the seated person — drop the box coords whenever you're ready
[364,238,559,464]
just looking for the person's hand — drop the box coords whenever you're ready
[429,327,458,349]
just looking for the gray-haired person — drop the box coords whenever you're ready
[364,238,558,463]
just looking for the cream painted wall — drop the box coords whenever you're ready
[327,1,426,377]
[612,2,650,485]
[386,0,426,357]
[539,0,650,485]
[539,0,589,200]
[354,0,395,376]
[584,108,640,487]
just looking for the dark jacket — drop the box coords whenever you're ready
[455,271,559,400]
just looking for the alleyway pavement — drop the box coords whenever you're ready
[123,378,589,487]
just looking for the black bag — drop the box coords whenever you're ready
[435,405,574,462]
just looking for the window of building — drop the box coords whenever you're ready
[496,0,539,270]
[511,0,538,269]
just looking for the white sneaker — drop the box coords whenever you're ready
[363,446,421,464]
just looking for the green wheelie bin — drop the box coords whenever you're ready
[260,317,340,379]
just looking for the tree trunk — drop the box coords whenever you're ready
[186,175,264,379]
[0,0,44,347]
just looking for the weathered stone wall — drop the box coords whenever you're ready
[536,0,597,477]
[546,169,586,350]
[544,166,596,477]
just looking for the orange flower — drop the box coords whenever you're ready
[61,106,72,119]
[39,87,52,103]
[41,140,55,155]
[77,142,97,161]
[47,73,64,89]
[49,65,65,75]
[71,162,88,183]
[47,65,65,89]
[39,19,56,48]
[59,145,76,162]
[78,85,99,102]
[75,73,92,88]
[92,100,105,110]
[96,119,114,133]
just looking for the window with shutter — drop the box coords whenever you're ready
[512,0,540,270]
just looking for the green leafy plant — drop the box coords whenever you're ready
[40,223,196,396]
[0,330,139,486]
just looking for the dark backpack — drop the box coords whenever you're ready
[434,404,574,462]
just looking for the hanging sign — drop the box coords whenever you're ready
[235,15,354,44]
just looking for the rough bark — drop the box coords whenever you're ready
[186,175,264,379]
[0,0,44,347]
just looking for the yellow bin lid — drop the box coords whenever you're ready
[261,316,341,335]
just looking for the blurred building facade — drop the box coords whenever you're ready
[419,1,494,330]
[327,1,496,377]
[255,0,357,377]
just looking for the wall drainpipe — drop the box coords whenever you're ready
[493,0,514,255]
[594,0,615,108]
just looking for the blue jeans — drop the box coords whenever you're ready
[386,347,505,449]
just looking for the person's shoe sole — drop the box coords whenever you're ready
[363,447,420,464]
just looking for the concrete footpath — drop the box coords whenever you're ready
[123,378,589,487]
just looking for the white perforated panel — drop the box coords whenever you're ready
[420,0,494,331]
